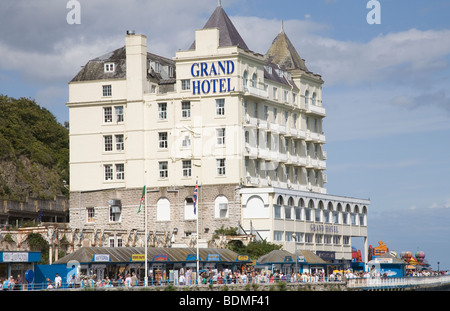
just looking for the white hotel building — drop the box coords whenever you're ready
[67,4,370,266]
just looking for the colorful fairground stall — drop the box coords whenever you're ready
[367,252,407,277]
[401,250,430,274]
[52,247,251,285]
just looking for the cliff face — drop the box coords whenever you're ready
[0,95,69,201]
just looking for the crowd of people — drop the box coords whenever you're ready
[2,267,449,290]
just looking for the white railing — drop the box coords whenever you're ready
[347,275,450,290]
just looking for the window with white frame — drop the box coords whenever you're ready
[251,73,257,87]
[159,132,168,149]
[181,101,191,118]
[333,235,340,245]
[182,160,191,177]
[273,231,283,241]
[104,63,115,73]
[305,233,313,243]
[87,207,95,223]
[158,103,167,120]
[109,206,121,222]
[116,164,124,180]
[215,195,229,218]
[103,85,112,97]
[182,135,191,148]
[216,99,225,116]
[243,71,248,88]
[104,165,113,181]
[181,79,190,91]
[343,236,350,245]
[216,158,226,176]
[104,135,113,152]
[115,134,124,151]
[159,161,168,178]
[104,107,113,123]
[115,106,124,122]
[216,128,225,145]
[273,87,278,100]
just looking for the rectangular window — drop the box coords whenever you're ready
[115,106,124,122]
[181,101,191,118]
[104,165,113,181]
[116,164,125,180]
[104,63,115,72]
[182,160,191,177]
[181,79,190,90]
[216,158,226,176]
[103,85,112,97]
[158,103,167,120]
[273,231,283,241]
[87,207,95,223]
[305,233,312,243]
[216,99,225,116]
[109,206,121,222]
[159,161,168,178]
[182,135,191,148]
[216,128,225,145]
[159,132,168,149]
[333,212,339,224]
[104,107,112,123]
[115,134,124,151]
[273,87,278,100]
[264,106,268,121]
[104,135,113,152]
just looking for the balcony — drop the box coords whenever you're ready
[244,115,258,128]
[306,103,326,116]
[244,86,268,99]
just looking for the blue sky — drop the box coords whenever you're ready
[1,0,449,270]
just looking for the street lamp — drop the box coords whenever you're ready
[292,233,298,276]
[438,261,440,275]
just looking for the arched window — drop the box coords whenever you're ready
[251,73,257,87]
[274,195,283,219]
[215,195,229,218]
[156,198,170,221]
[312,92,316,106]
[184,196,196,220]
[305,90,309,106]
[244,195,268,219]
[243,71,248,88]
[285,197,294,220]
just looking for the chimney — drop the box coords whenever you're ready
[126,31,147,101]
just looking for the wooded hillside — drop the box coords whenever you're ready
[0,95,69,201]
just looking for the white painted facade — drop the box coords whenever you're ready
[67,5,369,265]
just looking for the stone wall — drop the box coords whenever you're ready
[69,184,242,249]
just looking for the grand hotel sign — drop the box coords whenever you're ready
[310,224,339,234]
[191,60,235,95]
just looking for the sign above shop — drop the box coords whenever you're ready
[92,254,110,262]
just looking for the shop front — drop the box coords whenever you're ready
[0,251,41,286]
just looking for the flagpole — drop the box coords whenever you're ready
[144,176,148,287]
[196,181,199,285]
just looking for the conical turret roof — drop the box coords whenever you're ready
[189,4,249,50]
[265,25,309,72]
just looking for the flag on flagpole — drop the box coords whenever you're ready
[138,185,146,214]
[193,180,198,215]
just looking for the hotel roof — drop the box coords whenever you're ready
[189,4,249,51]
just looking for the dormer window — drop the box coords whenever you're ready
[104,63,115,73]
